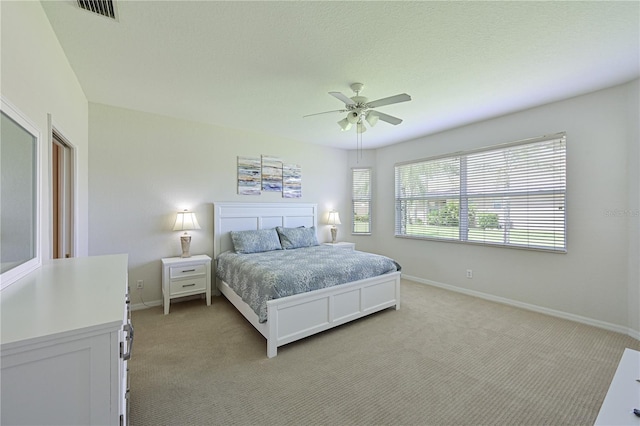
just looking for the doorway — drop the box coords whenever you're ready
[52,130,75,259]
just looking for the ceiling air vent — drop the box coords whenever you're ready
[77,0,116,20]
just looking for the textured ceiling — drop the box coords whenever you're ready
[41,1,639,149]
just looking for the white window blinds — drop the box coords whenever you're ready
[352,168,372,235]
[395,133,567,252]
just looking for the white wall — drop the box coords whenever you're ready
[88,103,350,305]
[1,1,89,260]
[352,80,639,335]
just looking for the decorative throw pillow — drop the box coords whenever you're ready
[230,228,282,254]
[276,226,319,249]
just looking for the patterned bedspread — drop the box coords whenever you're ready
[216,245,401,323]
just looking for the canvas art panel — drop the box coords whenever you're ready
[283,163,301,198]
[261,155,283,192]
[237,156,261,195]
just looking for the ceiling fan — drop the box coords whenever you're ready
[304,83,411,133]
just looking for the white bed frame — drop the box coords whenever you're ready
[213,202,401,358]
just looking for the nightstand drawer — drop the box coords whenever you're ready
[170,277,207,295]
[170,264,206,279]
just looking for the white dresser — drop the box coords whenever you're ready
[595,348,640,425]
[0,254,131,426]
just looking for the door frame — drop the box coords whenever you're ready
[50,117,77,259]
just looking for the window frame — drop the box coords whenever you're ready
[394,133,567,253]
[352,167,372,235]
[1,97,42,289]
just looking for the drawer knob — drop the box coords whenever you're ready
[182,269,196,273]
[182,283,196,288]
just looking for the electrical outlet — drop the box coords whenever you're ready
[136,280,144,289]
[466,269,473,279]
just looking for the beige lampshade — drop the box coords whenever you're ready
[172,210,201,231]
[327,211,341,226]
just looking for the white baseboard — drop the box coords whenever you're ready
[130,293,215,311]
[131,299,162,311]
[403,274,640,340]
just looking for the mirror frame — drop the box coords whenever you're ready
[1,97,42,290]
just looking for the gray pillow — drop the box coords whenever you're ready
[230,228,282,254]
[276,226,319,249]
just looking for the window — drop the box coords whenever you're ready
[395,133,566,252]
[352,168,372,235]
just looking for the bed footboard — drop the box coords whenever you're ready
[265,271,401,358]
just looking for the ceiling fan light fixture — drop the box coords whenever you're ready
[338,118,352,131]
[357,122,367,133]
[346,111,360,124]
[366,112,379,127]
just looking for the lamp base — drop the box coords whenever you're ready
[180,235,192,258]
[330,227,337,244]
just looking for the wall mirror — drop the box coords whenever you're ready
[1,99,41,289]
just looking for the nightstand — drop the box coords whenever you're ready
[161,255,211,315]
[322,242,356,250]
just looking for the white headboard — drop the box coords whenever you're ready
[213,202,318,258]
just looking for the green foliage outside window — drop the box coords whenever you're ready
[477,213,500,229]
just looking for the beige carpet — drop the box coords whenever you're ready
[129,280,639,425]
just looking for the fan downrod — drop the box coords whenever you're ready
[348,83,368,108]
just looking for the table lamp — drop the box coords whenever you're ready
[327,210,341,244]
[172,209,201,257]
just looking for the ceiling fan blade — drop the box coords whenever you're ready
[303,109,346,118]
[367,93,411,108]
[329,91,356,106]
[374,111,403,125]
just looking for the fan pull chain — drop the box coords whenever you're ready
[356,128,363,163]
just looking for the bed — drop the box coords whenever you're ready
[213,202,401,358]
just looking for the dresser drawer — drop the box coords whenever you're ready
[170,277,206,295]
[170,264,206,279]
